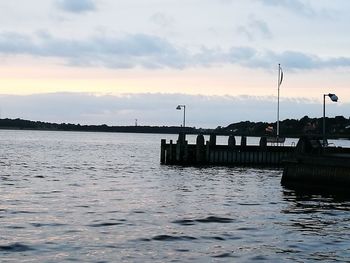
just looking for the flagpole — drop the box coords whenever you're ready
[277,64,281,142]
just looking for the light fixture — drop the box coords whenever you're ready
[323,93,338,147]
[176,105,186,128]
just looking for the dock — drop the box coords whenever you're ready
[161,134,350,188]
[160,133,294,166]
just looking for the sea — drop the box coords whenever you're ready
[1,130,350,262]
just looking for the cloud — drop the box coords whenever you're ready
[226,49,350,71]
[56,0,96,13]
[0,31,350,70]
[0,32,188,69]
[0,92,345,128]
[236,17,273,41]
[256,0,316,16]
[219,0,316,16]
[256,0,336,18]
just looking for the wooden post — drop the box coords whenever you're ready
[196,134,205,163]
[160,139,166,164]
[184,141,188,163]
[241,136,247,147]
[176,133,186,163]
[228,135,236,148]
[259,137,267,148]
[168,140,173,164]
[177,132,186,144]
[176,140,181,162]
[209,134,216,146]
[206,141,210,162]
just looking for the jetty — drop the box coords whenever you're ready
[160,133,294,166]
[161,134,350,188]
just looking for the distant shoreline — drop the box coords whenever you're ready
[1,116,350,139]
[0,118,209,135]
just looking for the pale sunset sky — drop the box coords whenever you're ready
[0,0,349,127]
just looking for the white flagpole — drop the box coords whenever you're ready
[277,64,281,142]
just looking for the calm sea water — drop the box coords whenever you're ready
[1,130,350,262]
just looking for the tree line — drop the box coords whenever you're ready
[1,116,350,138]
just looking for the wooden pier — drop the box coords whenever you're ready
[161,134,350,188]
[160,133,294,166]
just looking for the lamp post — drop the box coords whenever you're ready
[176,105,186,128]
[323,93,338,147]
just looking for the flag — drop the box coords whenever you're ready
[279,67,283,86]
[265,125,274,133]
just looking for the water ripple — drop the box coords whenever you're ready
[30,222,67,228]
[87,222,124,227]
[172,216,234,225]
[202,236,226,241]
[212,252,235,258]
[151,235,197,241]
[0,243,35,252]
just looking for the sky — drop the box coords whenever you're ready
[0,0,350,128]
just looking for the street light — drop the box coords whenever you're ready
[323,93,338,147]
[176,105,186,127]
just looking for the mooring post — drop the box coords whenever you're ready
[168,140,173,164]
[228,135,236,148]
[228,135,235,164]
[176,141,181,162]
[241,136,247,147]
[259,136,267,149]
[209,134,216,146]
[205,141,210,162]
[258,137,266,164]
[209,134,216,164]
[240,136,247,163]
[176,132,186,163]
[196,134,205,163]
[184,140,188,163]
[177,132,186,144]
[160,139,166,164]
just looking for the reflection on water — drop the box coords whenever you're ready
[0,130,350,262]
[281,187,350,262]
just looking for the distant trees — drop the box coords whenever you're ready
[0,118,198,134]
[220,115,350,138]
[1,116,350,138]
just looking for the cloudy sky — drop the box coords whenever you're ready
[0,0,349,127]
